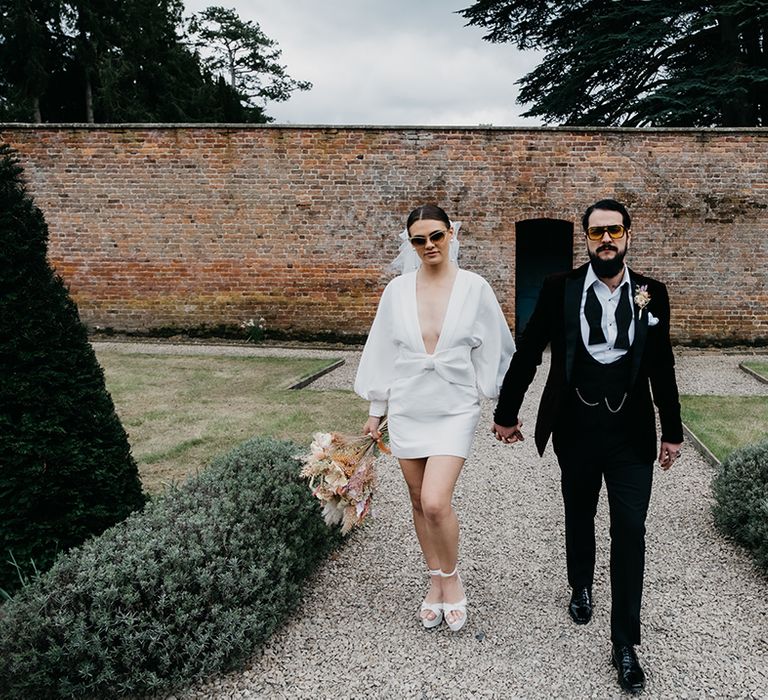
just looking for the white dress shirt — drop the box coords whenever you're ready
[580,265,635,364]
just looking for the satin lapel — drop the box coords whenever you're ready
[564,272,584,385]
[630,275,648,386]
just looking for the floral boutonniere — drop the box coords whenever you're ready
[634,285,651,320]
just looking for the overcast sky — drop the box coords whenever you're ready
[183,0,543,126]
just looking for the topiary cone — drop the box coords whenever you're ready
[0,144,146,596]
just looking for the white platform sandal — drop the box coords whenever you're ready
[419,568,444,629]
[440,567,467,632]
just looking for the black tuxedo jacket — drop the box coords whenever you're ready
[494,263,684,461]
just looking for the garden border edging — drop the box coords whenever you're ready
[682,422,721,468]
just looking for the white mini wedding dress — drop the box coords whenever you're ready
[354,268,515,459]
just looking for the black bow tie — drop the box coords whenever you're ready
[585,284,632,349]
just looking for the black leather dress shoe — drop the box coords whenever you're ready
[611,644,645,693]
[568,586,592,624]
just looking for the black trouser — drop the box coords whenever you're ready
[554,433,653,646]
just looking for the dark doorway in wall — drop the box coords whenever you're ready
[515,218,574,336]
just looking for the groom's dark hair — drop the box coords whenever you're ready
[407,204,451,232]
[581,199,631,231]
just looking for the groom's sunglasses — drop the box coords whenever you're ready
[409,230,448,247]
[585,224,627,241]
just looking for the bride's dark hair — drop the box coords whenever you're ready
[406,204,451,232]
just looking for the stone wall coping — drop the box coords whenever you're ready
[3,122,768,135]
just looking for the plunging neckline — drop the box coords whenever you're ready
[414,268,461,356]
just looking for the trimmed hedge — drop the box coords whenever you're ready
[712,437,768,575]
[0,437,340,699]
[0,144,145,595]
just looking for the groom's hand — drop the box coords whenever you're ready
[492,421,524,444]
[658,441,682,470]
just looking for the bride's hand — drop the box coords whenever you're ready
[363,416,382,440]
[492,420,524,444]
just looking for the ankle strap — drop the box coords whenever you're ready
[440,566,458,578]
[428,568,441,576]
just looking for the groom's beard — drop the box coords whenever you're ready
[588,244,627,278]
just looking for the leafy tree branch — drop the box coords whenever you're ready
[460,0,768,126]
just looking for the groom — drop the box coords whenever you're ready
[492,199,683,694]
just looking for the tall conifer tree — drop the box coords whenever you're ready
[460,1,768,126]
[0,145,145,596]
[0,1,309,122]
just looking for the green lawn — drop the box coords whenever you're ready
[680,395,768,463]
[741,361,768,382]
[95,350,367,493]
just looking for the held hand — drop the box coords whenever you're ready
[658,441,683,470]
[363,416,382,441]
[492,420,524,444]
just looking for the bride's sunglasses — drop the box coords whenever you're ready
[409,229,448,247]
[586,224,627,241]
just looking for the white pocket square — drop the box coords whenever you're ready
[647,312,659,327]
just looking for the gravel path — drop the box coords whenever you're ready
[97,342,768,699]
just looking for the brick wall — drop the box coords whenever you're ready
[1,124,766,344]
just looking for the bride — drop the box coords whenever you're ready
[354,204,515,632]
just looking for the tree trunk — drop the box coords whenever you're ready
[740,17,762,126]
[225,42,238,89]
[32,96,42,123]
[85,73,94,123]
[718,13,750,126]
[760,20,768,126]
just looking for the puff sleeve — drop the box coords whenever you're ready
[471,280,516,399]
[354,281,399,417]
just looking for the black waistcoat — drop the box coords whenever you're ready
[568,340,633,433]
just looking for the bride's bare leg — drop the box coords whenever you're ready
[399,457,443,622]
[420,455,466,626]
